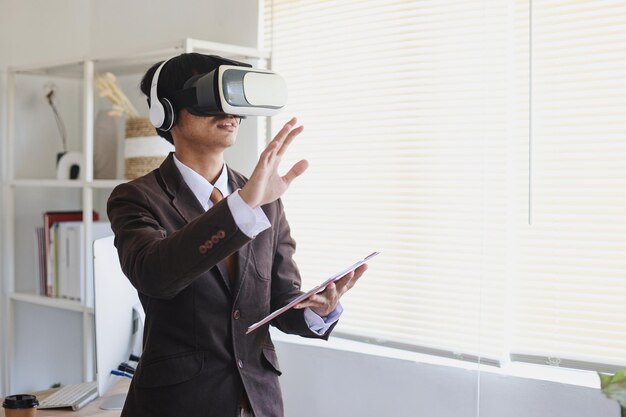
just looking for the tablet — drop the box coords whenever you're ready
[246,251,380,334]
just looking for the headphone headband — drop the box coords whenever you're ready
[148,58,175,131]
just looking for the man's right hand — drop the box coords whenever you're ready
[239,117,308,209]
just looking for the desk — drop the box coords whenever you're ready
[2,379,131,417]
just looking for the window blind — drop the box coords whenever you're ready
[264,0,510,363]
[510,0,626,370]
[265,0,626,370]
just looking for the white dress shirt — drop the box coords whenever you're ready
[173,155,340,335]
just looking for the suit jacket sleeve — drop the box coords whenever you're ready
[107,181,252,299]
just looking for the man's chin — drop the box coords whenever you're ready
[222,137,236,148]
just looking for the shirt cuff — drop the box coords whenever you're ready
[303,303,343,335]
[226,189,271,238]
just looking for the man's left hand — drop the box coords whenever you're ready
[294,264,368,317]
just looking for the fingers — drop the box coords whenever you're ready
[343,264,367,291]
[282,159,309,185]
[260,117,303,166]
[294,283,338,314]
[352,264,368,282]
[334,264,368,293]
[269,117,303,154]
[293,297,316,310]
[295,264,368,312]
[259,119,294,163]
[259,141,280,166]
[277,125,304,157]
[271,117,298,147]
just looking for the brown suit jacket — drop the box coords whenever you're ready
[107,153,334,417]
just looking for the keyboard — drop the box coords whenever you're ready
[38,381,98,411]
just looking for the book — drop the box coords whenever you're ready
[43,211,99,297]
[55,221,113,306]
[35,227,46,295]
[57,222,77,301]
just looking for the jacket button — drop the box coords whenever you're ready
[237,359,244,369]
[233,309,241,320]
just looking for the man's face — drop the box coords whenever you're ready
[171,109,240,152]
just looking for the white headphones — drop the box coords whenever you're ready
[148,58,175,132]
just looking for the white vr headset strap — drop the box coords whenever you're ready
[149,58,174,131]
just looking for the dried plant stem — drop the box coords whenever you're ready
[94,72,140,118]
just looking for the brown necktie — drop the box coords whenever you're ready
[210,187,237,286]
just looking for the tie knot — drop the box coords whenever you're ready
[210,187,224,205]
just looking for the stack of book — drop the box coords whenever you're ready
[35,211,113,307]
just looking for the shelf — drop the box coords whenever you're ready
[10,179,127,188]
[3,37,264,394]
[91,179,127,189]
[11,59,86,79]
[10,292,94,314]
[10,39,270,78]
[11,179,85,188]
[94,39,270,76]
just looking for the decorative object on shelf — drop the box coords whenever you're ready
[93,110,119,179]
[599,370,626,417]
[95,72,173,180]
[45,83,82,180]
[123,117,173,179]
[94,72,140,119]
[56,151,83,180]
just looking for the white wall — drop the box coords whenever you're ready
[0,0,92,68]
[89,0,260,59]
[0,0,261,68]
[274,338,619,417]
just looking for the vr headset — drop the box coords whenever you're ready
[149,55,288,131]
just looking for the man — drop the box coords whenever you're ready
[107,53,368,417]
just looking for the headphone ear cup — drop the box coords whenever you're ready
[148,97,164,129]
[158,98,175,132]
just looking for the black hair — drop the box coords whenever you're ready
[139,53,226,144]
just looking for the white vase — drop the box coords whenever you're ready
[93,110,119,179]
[56,151,84,180]
[123,117,174,180]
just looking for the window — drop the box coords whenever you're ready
[510,0,626,371]
[264,0,626,371]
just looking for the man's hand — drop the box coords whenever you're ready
[239,117,308,208]
[294,264,368,317]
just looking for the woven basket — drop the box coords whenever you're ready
[125,117,157,138]
[124,117,174,179]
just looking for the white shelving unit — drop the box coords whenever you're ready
[1,38,269,395]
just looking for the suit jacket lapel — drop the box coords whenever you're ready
[228,169,252,299]
[157,153,206,222]
[157,153,233,292]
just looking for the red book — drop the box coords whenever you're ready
[43,211,99,297]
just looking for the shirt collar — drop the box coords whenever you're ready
[173,154,231,210]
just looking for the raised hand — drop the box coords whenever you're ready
[239,117,308,208]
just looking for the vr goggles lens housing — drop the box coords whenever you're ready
[171,65,287,118]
